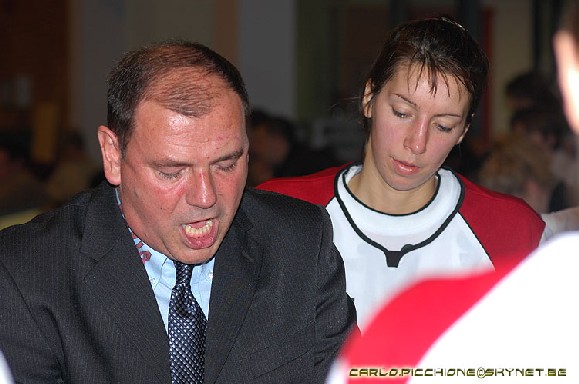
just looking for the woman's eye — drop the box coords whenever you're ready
[437,124,452,133]
[434,121,456,133]
[392,108,408,118]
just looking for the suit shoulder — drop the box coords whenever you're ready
[245,187,324,214]
[1,200,85,239]
[242,188,330,228]
[0,189,95,263]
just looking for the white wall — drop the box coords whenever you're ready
[238,0,296,118]
[486,0,533,135]
[69,0,128,162]
[126,0,214,49]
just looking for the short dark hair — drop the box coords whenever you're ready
[510,106,569,149]
[505,71,559,108]
[362,16,489,132]
[106,40,250,154]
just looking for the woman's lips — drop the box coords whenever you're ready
[393,159,420,175]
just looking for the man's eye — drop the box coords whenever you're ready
[159,170,181,179]
[218,161,237,172]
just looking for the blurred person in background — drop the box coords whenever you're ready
[247,109,339,186]
[504,70,561,113]
[505,69,578,204]
[509,105,577,204]
[479,132,579,242]
[259,16,544,331]
[479,132,570,214]
[0,136,47,220]
[44,130,99,208]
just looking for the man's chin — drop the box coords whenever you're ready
[172,245,219,265]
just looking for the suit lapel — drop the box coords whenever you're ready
[80,184,171,383]
[204,205,261,384]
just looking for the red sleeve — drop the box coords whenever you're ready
[459,175,545,268]
[339,267,509,384]
[256,165,345,206]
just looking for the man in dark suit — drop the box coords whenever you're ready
[0,41,356,383]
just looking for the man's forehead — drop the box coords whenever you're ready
[143,69,232,118]
[131,93,248,149]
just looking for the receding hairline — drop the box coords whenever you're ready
[142,67,237,118]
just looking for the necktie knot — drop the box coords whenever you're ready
[174,261,193,286]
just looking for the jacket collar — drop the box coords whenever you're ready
[204,193,263,383]
[79,182,172,382]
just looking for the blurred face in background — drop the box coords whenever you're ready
[555,31,579,134]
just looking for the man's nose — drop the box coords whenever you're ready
[185,170,217,208]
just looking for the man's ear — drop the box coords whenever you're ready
[362,81,373,118]
[97,125,122,186]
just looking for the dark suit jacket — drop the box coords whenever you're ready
[0,182,357,383]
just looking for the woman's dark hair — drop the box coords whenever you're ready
[361,16,489,132]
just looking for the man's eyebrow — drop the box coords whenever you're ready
[152,160,190,168]
[213,148,245,164]
[151,148,245,168]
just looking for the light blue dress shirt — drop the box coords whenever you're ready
[137,240,214,333]
[117,189,213,332]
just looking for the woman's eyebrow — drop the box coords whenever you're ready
[393,93,463,118]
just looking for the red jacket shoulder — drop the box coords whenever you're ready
[458,174,545,267]
[256,165,346,206]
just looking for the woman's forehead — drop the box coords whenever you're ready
[387,63,468,100]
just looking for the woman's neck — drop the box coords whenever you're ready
[347,167,438,215]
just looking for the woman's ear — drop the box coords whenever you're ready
[457,121,471,145]
[362,81,374,118]
[97,125,122,186]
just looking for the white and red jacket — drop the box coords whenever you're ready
[258,164,545,330]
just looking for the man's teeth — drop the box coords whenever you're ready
[183,220,213,236]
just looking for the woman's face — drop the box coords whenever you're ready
[363,63,471,194]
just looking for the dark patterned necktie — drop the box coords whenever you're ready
[169,261,207,384]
